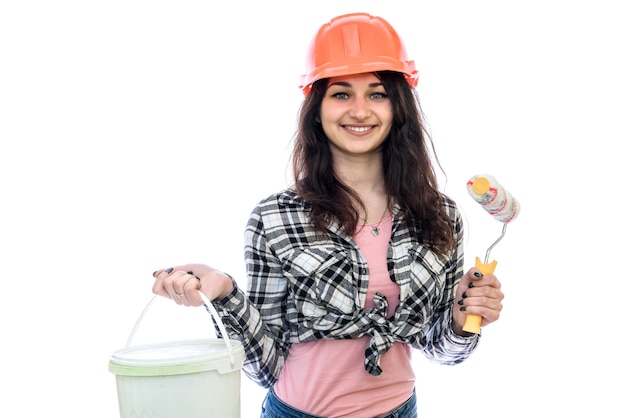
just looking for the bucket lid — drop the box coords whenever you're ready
[109,338,244,377]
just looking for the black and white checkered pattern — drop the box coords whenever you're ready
[213,189,479,387]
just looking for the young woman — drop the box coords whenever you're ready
[152,13,504,418]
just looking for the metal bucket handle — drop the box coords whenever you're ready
[124,293,237,368]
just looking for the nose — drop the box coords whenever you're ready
[348,96,371,120]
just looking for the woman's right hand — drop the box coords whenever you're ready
[152,264,234,307]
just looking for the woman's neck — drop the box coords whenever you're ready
[334,154,384,193]
[334,156,389,224]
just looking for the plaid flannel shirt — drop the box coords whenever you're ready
[213,188,479,388]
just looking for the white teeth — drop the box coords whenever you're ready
[345,126,372,132]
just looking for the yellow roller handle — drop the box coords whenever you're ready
[462,257,498,334]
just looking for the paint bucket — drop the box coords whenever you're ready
[109,294,245,418]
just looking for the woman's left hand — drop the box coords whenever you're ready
[452,268,504,335]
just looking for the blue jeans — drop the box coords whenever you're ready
[261,387,418,418]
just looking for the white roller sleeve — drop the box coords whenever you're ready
[467,175,520,224]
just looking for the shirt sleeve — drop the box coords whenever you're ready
[211,204,291,388]
[418,202,481,364]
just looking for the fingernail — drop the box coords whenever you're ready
[152,271,157,277]
[462,291,467,298]
[468,282,474,288]
[457,299,464,305]
[165,267,174,274]
[473,271,483,278]
[460,306,466,311]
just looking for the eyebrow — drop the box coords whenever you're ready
[328,81,384,89]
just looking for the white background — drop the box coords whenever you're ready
[1,1,624,417]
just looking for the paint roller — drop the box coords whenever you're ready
[463,174,520,333]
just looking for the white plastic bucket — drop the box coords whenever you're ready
[109,294,245,418]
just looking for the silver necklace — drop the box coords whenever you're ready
[370,209,388,236]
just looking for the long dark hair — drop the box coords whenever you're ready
[291,71,454,255]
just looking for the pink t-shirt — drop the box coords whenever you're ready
[274,214,415,417]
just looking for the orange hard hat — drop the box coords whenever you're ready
[299,13,419,95]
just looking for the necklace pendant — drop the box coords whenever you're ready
[371,227,379,236]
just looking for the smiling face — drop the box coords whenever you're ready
[320,72,393,160]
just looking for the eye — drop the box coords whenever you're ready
[331,92,350,100]
[370,92,388,100]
